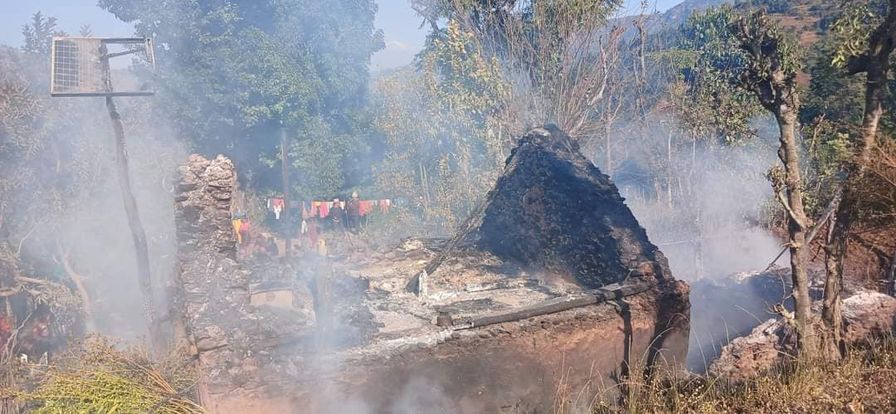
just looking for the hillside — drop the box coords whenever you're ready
[661,0,732,26]
[652,0,839,40]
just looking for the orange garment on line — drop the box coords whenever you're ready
[232,219,243,244]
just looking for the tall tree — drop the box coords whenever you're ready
[734,10,818,357]
[21,12,65,55]
[822,0,896,358]
[415,0,623,141]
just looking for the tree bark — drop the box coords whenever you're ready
[888,250,896,296]
[777,108,817,356]
[823,1,895,359]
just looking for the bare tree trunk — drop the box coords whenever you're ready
[105,96,158,348]
[823,64,886,357]
[888,250,896,296]
[823,2,895,359]
[822,195,844,357]
[777,109,817,357]
[56,244,94,332]
[666,131,674,208]
[604,122,612,172]
[634,19,647,121]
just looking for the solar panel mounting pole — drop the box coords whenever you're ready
[51,37,161,354]
[99,43,160,352]
[281,124,291,259]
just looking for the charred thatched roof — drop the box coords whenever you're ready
[430,125,675,290]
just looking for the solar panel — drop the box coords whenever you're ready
[50,37,156,97]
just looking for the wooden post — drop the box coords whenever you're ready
[101,45,158,351]
[281,126,291,259]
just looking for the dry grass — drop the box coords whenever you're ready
[7,335,203,414]
[589,336,896,414]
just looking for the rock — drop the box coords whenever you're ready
[843,291,896,343]
[708,318,795,382]
[709,290,896,382]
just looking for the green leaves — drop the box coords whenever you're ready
[674,6,762,143]
[828,1,886,68]
[21,12,65,56]
[99,0,382,198]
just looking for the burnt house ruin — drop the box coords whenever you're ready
[173,127,691,413]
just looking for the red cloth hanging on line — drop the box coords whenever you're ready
[317,201,329,218]
[358,200,373,216]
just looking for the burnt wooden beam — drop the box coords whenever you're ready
[452,282,650,331]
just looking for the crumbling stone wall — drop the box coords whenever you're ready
[174,155,315,413]
[173,155,251,403]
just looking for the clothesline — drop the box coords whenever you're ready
[302,199,391,219]
[265,197,394,220]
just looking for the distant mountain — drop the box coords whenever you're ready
[608,0,732,36]
[660,0,733,26]
[622,0,840,48]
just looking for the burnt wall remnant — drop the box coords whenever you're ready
[173,155,313,411]
[433,125,676,290]
[474,125,675,288]
[173,155,249,403]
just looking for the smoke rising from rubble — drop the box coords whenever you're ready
[611,117,785,282]
[2,47,185,342]
[2,3,809,411]
[606,116,790,372]
[48,97,184,340]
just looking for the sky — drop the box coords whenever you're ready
[0,0,686,70]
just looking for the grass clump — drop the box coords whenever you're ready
[592,336,896,413]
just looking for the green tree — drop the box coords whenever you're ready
[731,9,818,357]
[21,12,65,55]
[414,0,623,141]
[98,0,383,199]
[674,7,763,144]
[821,0,896,359]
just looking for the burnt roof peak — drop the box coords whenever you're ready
[518,124,580,155]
